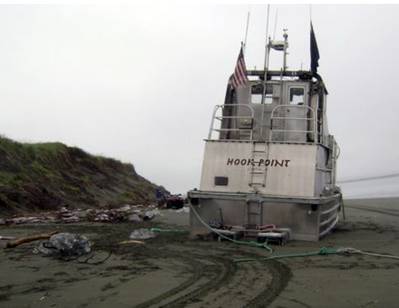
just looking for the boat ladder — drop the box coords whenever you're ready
[248,142,268,188]
[245,200,263,229]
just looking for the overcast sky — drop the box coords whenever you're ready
[0,4,398,193]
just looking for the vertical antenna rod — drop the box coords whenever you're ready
[243,11,251,53]
[260,5,270,106]
[273,8,278,40]
[260,5,271,139]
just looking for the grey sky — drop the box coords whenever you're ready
[0,4,398,193]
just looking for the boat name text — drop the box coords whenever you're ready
[226,158,290,167]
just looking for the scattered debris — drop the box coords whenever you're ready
[129,228,157,240]
[1,204,161,225]
[36,233,91,257]
[5,231,59,248]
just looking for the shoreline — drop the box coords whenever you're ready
[0,197,398,307]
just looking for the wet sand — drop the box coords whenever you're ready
[0,198,398,307]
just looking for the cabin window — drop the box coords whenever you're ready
[252,94,272,104]
[214,176,228,186]
[289,87,305,105]
[251,84,274,104]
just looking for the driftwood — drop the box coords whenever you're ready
[5,231,59,248]
[118,240,145,245]
[0,236,16,241]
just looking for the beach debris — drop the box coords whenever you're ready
[57,207,81,223]
[143,210,157,221]
[117,204,132,212]
[5,231,59,248]
[36,232,91,257]
[2,204,161,225]
[10,217,43,224]
[119,240,145,245]
[128,214,142,223]
[0,235,16,241]
[129,228,157,240]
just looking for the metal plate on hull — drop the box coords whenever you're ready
[200,141,317,198]
[188,190,342,242]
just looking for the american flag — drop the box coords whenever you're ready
[230,46,249,88]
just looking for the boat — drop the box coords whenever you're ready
[187,22,343,241]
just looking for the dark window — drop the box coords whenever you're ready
[214,176,228,186]
[289,87,305,105]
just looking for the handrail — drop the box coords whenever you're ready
[208,104,255,140]
[269,104,317,144]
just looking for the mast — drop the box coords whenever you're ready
[282,29,288,72]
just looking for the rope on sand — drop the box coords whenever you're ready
[233,247,399,263]
[189,204,273,253]
[189,204,399,263]
[150,228,188,234]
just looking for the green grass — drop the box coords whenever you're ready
[0,135,165,214]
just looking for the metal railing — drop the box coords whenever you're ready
[269,104,317,144]
[208,104,255,141]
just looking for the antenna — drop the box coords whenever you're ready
[260,5,270,106]
[260,4,271,139]
[243,11,251,53]
[273,8,278,40]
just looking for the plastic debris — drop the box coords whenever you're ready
[143,210,156,221]
[129,228,157,240]
[36,233,91,257]
[128,214,142,222]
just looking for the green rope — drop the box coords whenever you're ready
[149,227,271,252]
[150,227,188,234]
[234,247,339,263]
[228,239,273,253]
[189,204,273,253]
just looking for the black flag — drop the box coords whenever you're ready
[310,22,320,74]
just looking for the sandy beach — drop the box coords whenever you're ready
[0,198,398,308]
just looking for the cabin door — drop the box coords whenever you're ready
[278,82,311,143]
[282,82,309,106]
